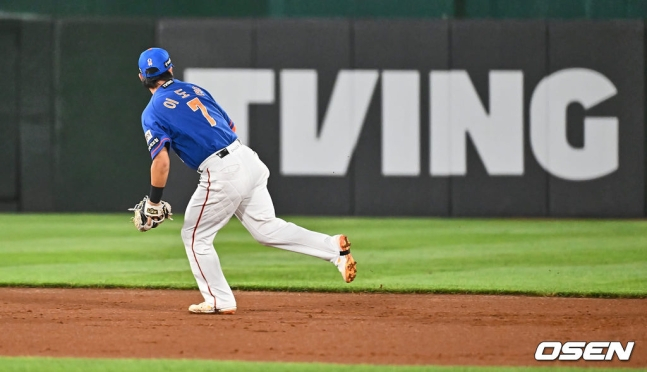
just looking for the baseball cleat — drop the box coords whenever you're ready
[188,302,236,315]
[335,235,357,283]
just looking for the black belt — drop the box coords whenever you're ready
[215,148,230,158]
[215,139,241,159]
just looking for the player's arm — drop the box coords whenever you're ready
[130,141,172,232]
[151,147,170,190]
[131,114,173,232]
[149,146,170,207]
[144,121,171,205]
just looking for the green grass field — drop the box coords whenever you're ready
[0,357,638,372]
[1,214,646,372]
[0,214,645,296]
[0,357,644,372]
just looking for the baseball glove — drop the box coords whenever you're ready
[128,196,173,232]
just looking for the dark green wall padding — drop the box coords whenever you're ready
[1,16,646,214]
[0,21,19,209]
[0,18,155,212]
[2,0,647,19]
[53,19,154,211]
[456,0,647,18]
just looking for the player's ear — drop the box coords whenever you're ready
[169,67,174,75]
[138,73,144,82]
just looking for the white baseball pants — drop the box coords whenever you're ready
[181,141,341,310]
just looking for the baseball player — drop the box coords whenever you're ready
[132,48,357,314]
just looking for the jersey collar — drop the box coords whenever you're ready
[161,79,175,89]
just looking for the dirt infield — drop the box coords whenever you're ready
[0,288,644,367]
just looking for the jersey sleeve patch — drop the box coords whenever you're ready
[142,116,171,160]
[148,137,171,159]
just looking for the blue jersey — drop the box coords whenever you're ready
[141,79,238,170]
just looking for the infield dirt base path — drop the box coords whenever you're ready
[0,288,645,367]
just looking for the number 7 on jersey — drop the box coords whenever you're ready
[187,97,217,127]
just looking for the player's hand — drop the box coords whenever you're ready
[128,196,173,232]
[144,199,164,219]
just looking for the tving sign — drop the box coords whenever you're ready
[186,68,618,181]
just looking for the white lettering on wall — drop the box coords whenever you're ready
[430,70,524,176]
[184,67,619,181]
[530,68,618,181]
[280,69,379,176]
[382,71,420,176]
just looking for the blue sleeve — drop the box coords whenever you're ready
[142,109,171,160]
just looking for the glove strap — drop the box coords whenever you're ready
[144,198,165,219]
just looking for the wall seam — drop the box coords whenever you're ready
[15,22,22,211]
[349,18,356,216]
[447,19,454,217]
[644,20,647,217]
[544,19,551,217]
[52,19,62,211]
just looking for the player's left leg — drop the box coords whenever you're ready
[234,145,357,283]
[236,182,356,283]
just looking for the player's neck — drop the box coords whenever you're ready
[149,80,169,95]
[149,84,162,95]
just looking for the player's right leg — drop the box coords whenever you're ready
[234,146,357,283]
[181,168,242,314]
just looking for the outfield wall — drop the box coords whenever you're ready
[3,0,647,19]
[0,18,644,217]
